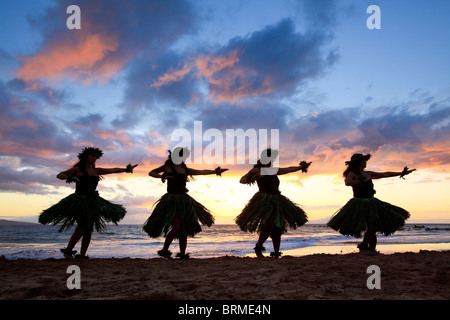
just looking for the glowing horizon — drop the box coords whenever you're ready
[2,167,449,224]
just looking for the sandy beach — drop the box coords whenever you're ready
[0,250,448,301]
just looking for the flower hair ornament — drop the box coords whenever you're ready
[345,153,371,166]
[78,147,103,160]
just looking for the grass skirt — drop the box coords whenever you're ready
[235,192,308,234]
[38,192,126,232]
[327,197,410,237]
[142,193,214,239]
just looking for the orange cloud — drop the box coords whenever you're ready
[194,50,240,79]
[151,62,192,88]
[0,142,56,159]
[94,129,132,145]
[196,50,273,103]
[210,72,273,103]
[16,32,121,84]
[150,50,274,103]
[0,119,38,131]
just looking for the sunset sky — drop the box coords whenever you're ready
[0,0,449,224]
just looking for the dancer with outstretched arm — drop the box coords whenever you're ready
[236,149,310,258]
[39,147,137,259]
[143,147,228,259]
[327,153,415,252]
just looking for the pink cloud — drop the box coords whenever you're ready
[194,50,241,79]
[94,129,135,148]
[151,50,275,103]
[151,62,193,88]
[16,31,123,84]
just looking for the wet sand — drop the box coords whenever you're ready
[0,250,448,300]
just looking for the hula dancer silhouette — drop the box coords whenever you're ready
[235,149,310,258]
[327,153,416,252]
[143,147,228,259]
[39,147,138,259]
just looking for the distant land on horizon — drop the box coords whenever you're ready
[0,219,39,226]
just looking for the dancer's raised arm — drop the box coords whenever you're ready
[97,164,138,175]
[187,167,228,176]
[148,165,165,179]
[56,167,79,181]
[368,168,416,179]
[239,168,259,184]
[275,161,312,175]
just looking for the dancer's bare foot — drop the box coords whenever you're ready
[60,248,76,259]
[254,245,265,258]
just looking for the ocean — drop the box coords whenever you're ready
[0,224,450,259]
[1,223,450,259]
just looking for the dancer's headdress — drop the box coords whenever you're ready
[345,153,371,166]
[78,147,103,160]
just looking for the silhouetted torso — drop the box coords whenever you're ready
[257,174,281,195]
[75,175,99,195]
[352,179,376,198]
[167,170,188,194]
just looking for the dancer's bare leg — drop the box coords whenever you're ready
[162,218,181,252]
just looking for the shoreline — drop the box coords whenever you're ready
[243,242,450,258]
[2,241,450,260]
[282,242,450,257]
[1,250,449,300]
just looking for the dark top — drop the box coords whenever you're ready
[75,175,99,196]
[257,174,281,195]
[352,179,376,198]
[167,170,189,194]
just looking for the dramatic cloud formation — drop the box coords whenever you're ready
[16,0,196,84]
[282,94,450,173]
[148,18,337,104]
